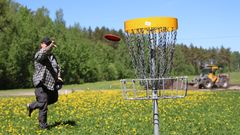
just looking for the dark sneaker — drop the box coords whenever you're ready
[27,104,33,117]
[39,123,48,130]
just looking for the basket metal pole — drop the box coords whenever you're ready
[149,36,159,135]
[153,90,159,135]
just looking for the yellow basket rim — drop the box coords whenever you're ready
[124,16,178,34]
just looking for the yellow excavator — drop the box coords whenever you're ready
[189,65,230,89]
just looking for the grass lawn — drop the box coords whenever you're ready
[0,72,239,134]
[0,80,121,96]
[229,72,240,84]
[0,72,239,96]
[0,90,239,134]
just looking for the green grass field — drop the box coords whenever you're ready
[0,72,239,134]
[229,72,240,84]
[0,72,239,96]
[0,90,239,134]
[0,80,121,96]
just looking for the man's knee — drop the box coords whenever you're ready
[39,102,47,110]
[35,87,48,103]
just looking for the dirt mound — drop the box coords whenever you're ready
[187,83,240,90]
[228,84,240,90]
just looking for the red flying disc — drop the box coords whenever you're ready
[104,34,121,42]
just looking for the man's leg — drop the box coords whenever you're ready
[29,87,48,129]
[29,87,47,109]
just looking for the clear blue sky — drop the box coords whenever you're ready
[15,0,240,52]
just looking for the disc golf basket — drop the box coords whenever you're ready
[120,17,188,135]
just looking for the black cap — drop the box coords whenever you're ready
[41,37,52,46]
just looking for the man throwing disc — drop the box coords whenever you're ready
[27,37,63,129]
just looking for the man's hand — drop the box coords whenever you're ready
[44,40,57,53]
[58,77,63,82]
[50,41,57,48]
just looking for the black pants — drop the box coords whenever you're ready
[29,86,58,127]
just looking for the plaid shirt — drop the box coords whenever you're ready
[32,48,60,91]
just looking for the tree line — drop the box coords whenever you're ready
[0,0,239,89]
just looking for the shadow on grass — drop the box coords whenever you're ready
[48,120,77,129]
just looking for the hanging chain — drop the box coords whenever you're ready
[126,27,177,80]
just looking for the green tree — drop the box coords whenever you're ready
[172,45,195,75]
[231,51,240,72]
